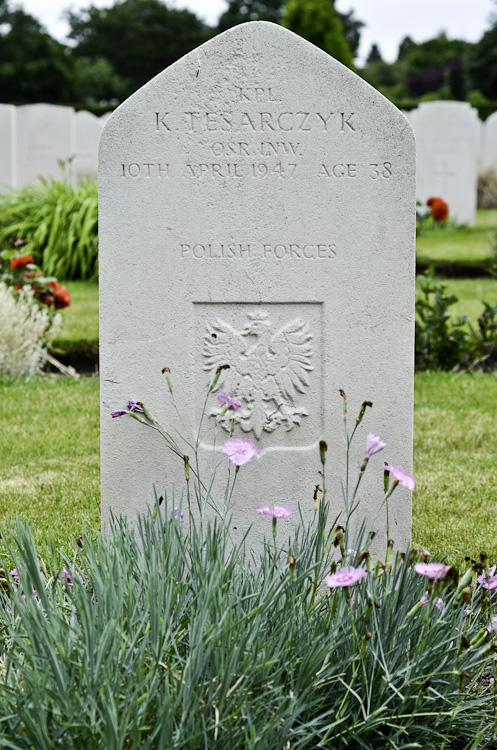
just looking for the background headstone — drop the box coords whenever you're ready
[16,104,76,187]
[0,104,17,190]
[75,110,103,179]
[482,111,497,172]
[99,22,416,549]
[413,101,479,224]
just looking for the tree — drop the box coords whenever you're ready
[404,33,470,78]
[67,0,211,97]
[73,57,129,103]
[467,15,497,100]
[218,0,363,60]
[0,2,75,103]
[366,43,382,65]
[402,34,470,100]
[397,36,415,62]
[217,0,284,30]
[337,9,363,58]
[281,0,354,68]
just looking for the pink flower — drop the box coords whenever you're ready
[420,591,444,610]
[365,433,386,458]
[257,504,292,521]
[61,568,73,588]
[171,507,184,523]
[221,438,258,466]
[10,568,19,579]
[20,590,38,602]
[414,562,451,580]
[477,565,497,590]
[217,392,243,412]
[488,615,497,634]
[385,464,415,490]
[325,566,367,588]
[111,400,144,418]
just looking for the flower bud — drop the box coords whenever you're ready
[162,366,173,395]
[210,364,230,390]
[383,463,390,494]
[459,635,470,654]
[288,555,296,582]
[458,671,472,690]
[319,440,327,466]
[313,484,321,512]
[356,400,373,428]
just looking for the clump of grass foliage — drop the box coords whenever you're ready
[0,174,98,281]
[478,169,497,210]
[1,376,497,748]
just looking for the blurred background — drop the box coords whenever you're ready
[1,0,496,119]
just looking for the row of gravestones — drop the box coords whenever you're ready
[2,99,497,226]
[404,101,497,225]
[0,103,110,190]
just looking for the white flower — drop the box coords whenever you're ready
[0,283,61,377]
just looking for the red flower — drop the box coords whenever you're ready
[426,196,439,207]
[10,254,34,269]
[53,285,71,309]
[48,280,60,292]
[430,198,449,222]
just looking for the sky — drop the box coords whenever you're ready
[21,0,497,64]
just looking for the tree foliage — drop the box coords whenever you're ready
[66,0,211,97]
[366,43,382,65]
[217,0,363,59]
[467,18,497,100]
[217,0,284,30]
[0,1,74,103]
[281,0,354,68]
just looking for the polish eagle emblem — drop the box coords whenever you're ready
[203,310,313,438]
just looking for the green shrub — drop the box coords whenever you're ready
[1,385,497,748]
[415,269,497,370]
[0,176,98,281]
[1,504,495,748]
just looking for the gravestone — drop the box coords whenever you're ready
[482,111,497,172]
[99,22,416,549]
[75,110,103,179]
[16,104,76,187]
[413,101,479,224]
[0,105,17,190]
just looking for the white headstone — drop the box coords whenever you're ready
[482,111,497,172]
[75,110,103,179]
[413,101,479,225]
[16,104,76,187]
[99,22,416,549]
[0,104,17,190]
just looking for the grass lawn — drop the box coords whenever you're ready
[2,372,497,565]
[0,376,100,547]
[416,208,497,266]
